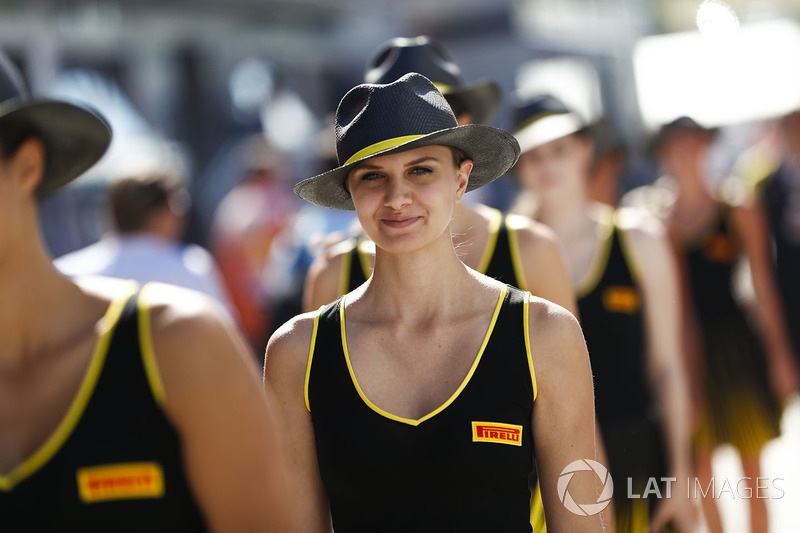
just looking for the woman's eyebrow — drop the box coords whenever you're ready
[404,156,438,166]
[353,155,439,172]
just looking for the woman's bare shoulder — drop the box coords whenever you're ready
[527,295,588,373]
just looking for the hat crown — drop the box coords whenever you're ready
[364,36,463,88]
[0,52,28,105]
[335,72,458,165]
[512,93,571,132]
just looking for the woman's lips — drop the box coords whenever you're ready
[381,216,420,229]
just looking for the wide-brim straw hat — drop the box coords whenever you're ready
[0,52,110,198]
[364,36,502,125]
[294,72,519,210]
[511,93,586,154]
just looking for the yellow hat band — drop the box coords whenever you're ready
[344,134,425,165]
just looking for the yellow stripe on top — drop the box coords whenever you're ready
[523,292,537,402]
[340,285,508,426]
[0,283,137,492]
[506,215,529,291]
[344,135,424,165]
[615,215,643,284]
[575,208,615,299]
[530,481,547,532]
[476,208,502,274]
[304,311,321,412]
[138,283,166,408]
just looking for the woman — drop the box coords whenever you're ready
[264,73,605,532]
[511,94,695,532]
[638,116,799,533]
[0,52,293,531]
[303,36,576,317]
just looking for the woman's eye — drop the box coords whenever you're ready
[360,172,382,181]
[410,166,433,176]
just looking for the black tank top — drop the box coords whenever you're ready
[307,285,537,532]
[576,217,653,424]
[0,285,207,532]
[684,204,741,318]
[341,209,526,294]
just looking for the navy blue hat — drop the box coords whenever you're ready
[294,73,519,210]
[0,51,110,198]
[364,36,502,125]
[511,93,586,153]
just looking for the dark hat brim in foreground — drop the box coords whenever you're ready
[0,97,111,198]
[440,79,502,125]
[294,123,520,210]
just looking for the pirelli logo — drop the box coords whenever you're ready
[472,421,523,446]
[602,286,640,313]
[77,462,165,503]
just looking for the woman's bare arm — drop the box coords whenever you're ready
[145,282,298,532]
[263,313,333,532]
[731,198,800,401]
[529,297,607,532]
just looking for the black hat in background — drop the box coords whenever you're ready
[293,73,519,210]
[364,36,502,125]
[0,51,111,198]
[648,115,719,155]
[511,93,587,153]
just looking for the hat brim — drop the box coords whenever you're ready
[294,123,520,210]
[0,98,111,198]
[442,79,502,125]
[514,113,584,154]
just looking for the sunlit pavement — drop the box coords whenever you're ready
[696,395,800,533]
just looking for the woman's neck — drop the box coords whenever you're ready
[537,194,594,241]
[0,236,81,368]
[357,232,482,323]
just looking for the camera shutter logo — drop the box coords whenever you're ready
[557,459,614,516]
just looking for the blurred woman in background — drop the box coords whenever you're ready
[635,116,800,533]
[511,94,694,533]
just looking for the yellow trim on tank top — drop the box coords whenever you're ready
[530,481,547,532]
[506,214,530,291]
[475,208,503,274]
[614,213,644,285]
[138,283,166,408]
[339,285,507,426]
[523,292,537,401]
[0,282,137,491]
[574,207,615,299]
[304,311,322,412]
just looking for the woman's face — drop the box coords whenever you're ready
[657,129,712,180]
[514,133,591,208]
[346,145,472,254]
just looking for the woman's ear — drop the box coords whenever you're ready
[11,138,45,196]
[454,159,473,204]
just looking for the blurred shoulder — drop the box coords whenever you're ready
[505,212,560,250]
[615,205,666,239]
